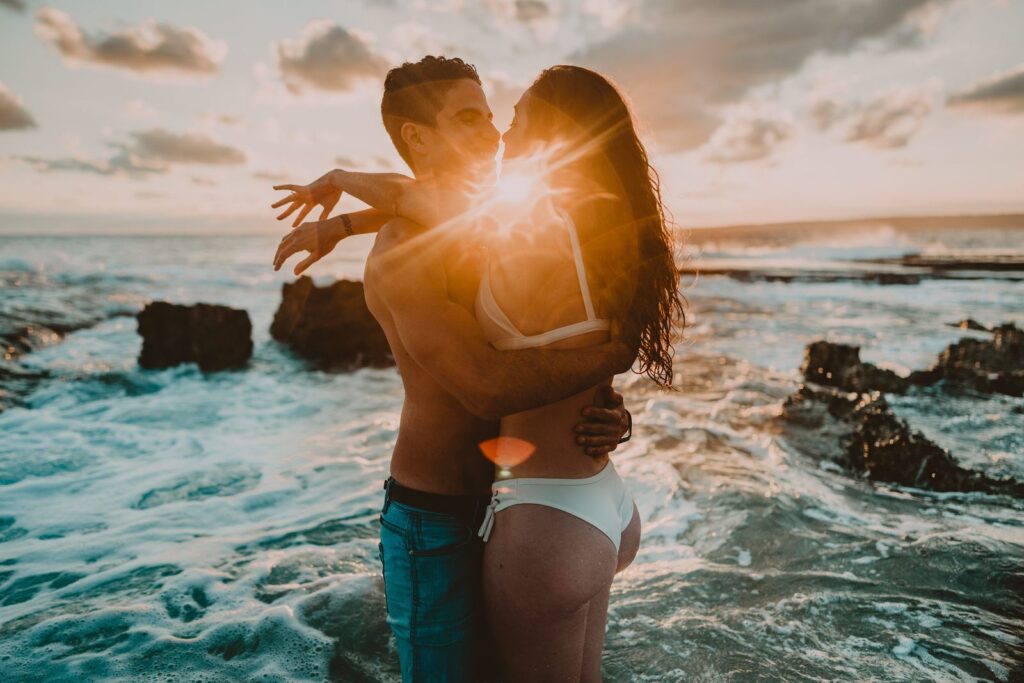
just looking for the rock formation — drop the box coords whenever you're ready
[270,277,393,370]
[137,301,252,372]
[782,385,1024,497]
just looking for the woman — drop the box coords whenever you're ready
[275,65,683,681]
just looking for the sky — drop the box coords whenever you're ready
[0,0,1022,233]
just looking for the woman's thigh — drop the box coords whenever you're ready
[616,502,641,573]
[482,504,617,680]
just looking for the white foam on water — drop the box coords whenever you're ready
[1,232,1022,681]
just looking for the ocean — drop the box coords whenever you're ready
[0,224,1022,682]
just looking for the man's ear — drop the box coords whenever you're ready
[400,122,428,157]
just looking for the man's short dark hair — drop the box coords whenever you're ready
[381,55,482,168]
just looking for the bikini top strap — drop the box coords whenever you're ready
[558,208,598,321]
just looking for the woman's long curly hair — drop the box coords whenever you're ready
[523,65,685,387]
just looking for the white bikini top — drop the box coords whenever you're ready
[474,207,611,351]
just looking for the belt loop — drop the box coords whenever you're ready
[382,477,394,514]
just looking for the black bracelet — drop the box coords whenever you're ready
[618,408,632,444]
[341,213,354,238]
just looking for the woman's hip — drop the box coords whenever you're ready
[478,460,635,552]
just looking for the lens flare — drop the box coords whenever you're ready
[375,139,599,267]
[478,436,536,472]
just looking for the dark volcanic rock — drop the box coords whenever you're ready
[270,277,393,370]
[137,301,252,372]
[781,385,1024,498]
[679,268,922,285]
[800,341,910,393]
[910,322,1024,397]
[0,362,51,413]
[948,318,988,332]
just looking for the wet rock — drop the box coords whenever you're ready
[800,341,910,394]
[881,254,1024,272]
[137,301,252,372]
[781,385,1024,498]
[948,318,988,332]
[679,268,922,285]
[270,277,393,370]
[2,322,81,361]
[0,362,51,414]
[911,322,1024,397]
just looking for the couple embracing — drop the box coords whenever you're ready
[272,55,683,682]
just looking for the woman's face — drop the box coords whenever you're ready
[501,92,533,160]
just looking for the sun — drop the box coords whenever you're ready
[493,168,536,205]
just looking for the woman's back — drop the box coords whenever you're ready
[475,196,625,478]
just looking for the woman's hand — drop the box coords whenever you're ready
[273,218,335,276]
[271,171,341,227]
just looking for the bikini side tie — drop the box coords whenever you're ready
[478,494,499,542]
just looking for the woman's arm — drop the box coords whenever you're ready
[326,208,390,244]
[327,169,448,227]
[272,169,450,231]
[273,208,391,275]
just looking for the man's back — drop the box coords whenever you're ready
[364,219,496,496]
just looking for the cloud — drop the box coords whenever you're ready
[471,0,552,23]
[570,0,950,152]
[948,64,1024,115]
[484,73,528,129]
[15,155,141,176]
[125,99,159,119]
[1,0,26,13]
[581,0,630,29]
[334,155,396,170]
[808,98,844,132]
[843,89,933,148]
[811,84,937,149]
[703,109,793,164]
[513,0,550,22]
[274,20,389,94]
[195,112,242,127]
[16,128,246,177]
[34,7,226,77]
[129,129,245,165]
[390,21,455,59]
[0,83,36,130]
[252,170,290,182]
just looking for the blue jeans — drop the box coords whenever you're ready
[378,481,494,682]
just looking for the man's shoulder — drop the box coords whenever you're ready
[375,217,426,248]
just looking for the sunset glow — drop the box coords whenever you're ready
[1,1,1022,234]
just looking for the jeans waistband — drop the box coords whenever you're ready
[382,476,491,519]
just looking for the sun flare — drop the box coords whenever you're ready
[493,168,536,205]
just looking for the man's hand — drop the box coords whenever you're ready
[273,218,338,276]
[271,172,341,227]
[574,385,632,457]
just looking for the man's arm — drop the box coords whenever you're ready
[370,221,635,420]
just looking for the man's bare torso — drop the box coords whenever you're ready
[363,221,497,496]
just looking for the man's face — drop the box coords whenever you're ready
[423,79,500,180]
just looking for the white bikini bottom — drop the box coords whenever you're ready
[477,460,635,553]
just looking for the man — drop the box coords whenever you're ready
[272,56,633,682]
